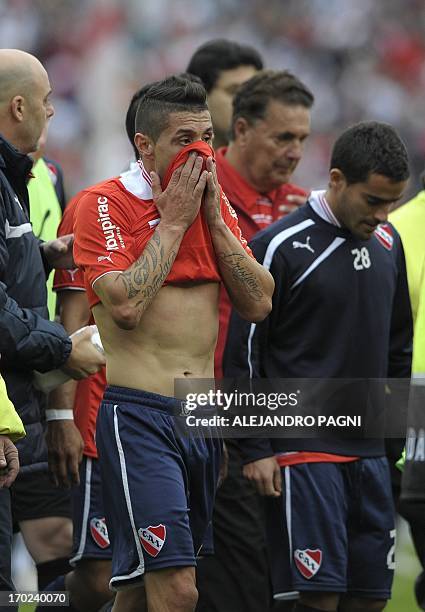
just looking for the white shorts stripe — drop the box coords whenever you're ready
[70,457,92,566]
[110,405,145,590]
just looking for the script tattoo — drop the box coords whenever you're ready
[119,232,176,312]
[218,252,264,301]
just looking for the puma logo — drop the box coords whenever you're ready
[292,236,314,253]
[68,268,78,282]
[97,253,114,263]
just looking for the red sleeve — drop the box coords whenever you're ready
[220,191,254,258]
[53,195,85,292]
[73,186,137,296]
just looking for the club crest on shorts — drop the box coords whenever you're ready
[90,517,110,549]
[294,548,322,579]
[138,524,166,557]
[374,224,394,250]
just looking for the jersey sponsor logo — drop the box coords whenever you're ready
[223,194,238,220]
[90,517,110,548]
[138,524,166,557]
[294,548,322,579]
[97,196,125,251]
[374,223,393,250]
[292,236,314,253]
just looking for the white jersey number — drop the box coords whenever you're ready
[351,247,371,271]
[387,528,396,570]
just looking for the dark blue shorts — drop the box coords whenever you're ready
[70,456,112,566]
[265,458,395,600]
[96,386,222,591]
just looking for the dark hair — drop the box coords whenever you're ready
[134,74,208,142]
[330,121,410,184]
[125,84,153,159]
[186,39,263,92]
[230,70,314,139]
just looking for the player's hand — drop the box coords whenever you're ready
[46,420,84,487]
[243,456,281,497]
[62,326,106,380]
[151,153,207,232]
[202,157,222,228]
[41,234,75,269]
[0,435,19,488]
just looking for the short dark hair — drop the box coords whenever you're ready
[230,70,314,139]
[134,74,208,142]
[330,121,410,184]
[186,39,263,92]
[125,85,153,159]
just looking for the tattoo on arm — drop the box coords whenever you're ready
[118,231,177,312]
[218,252,264,301]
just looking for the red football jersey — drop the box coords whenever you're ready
[74,151,253,308]
[53,194,106,458]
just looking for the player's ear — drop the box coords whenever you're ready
[134,133,154,160]
[329,168,347,193]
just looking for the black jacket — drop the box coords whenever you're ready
[0,134,72,473]
[224,202,413,462]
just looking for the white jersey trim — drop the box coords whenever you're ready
[5,220,32,239]
[291,237,346,289]
[118,161,153,201]
[247,219,315,378]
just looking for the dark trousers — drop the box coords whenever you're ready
[0,488,17,611]
[196,440,272,612]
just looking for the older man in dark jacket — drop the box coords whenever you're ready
[0,49,105,597]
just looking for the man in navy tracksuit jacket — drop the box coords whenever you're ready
[224,122,412,612]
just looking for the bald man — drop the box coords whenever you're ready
[0,50,105,596]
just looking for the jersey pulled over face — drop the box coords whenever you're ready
[73,156,251,309]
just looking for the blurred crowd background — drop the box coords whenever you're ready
[1,0,425,200]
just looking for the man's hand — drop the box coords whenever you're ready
[242,456,281,497]
[41,234,75,269]
[0,435,19,488]
[62,326,106,380]
[151,153,207,232]
[202,157,222,227]
[46,420,84,487]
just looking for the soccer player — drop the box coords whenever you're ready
[187,39,263,150]
[73,75,274,612]
[224,121,412,612]
[41,85,152,612]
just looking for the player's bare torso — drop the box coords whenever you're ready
[93,281,219,396]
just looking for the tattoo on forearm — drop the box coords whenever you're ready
[218,252,264,301]
[119,231,176,312]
